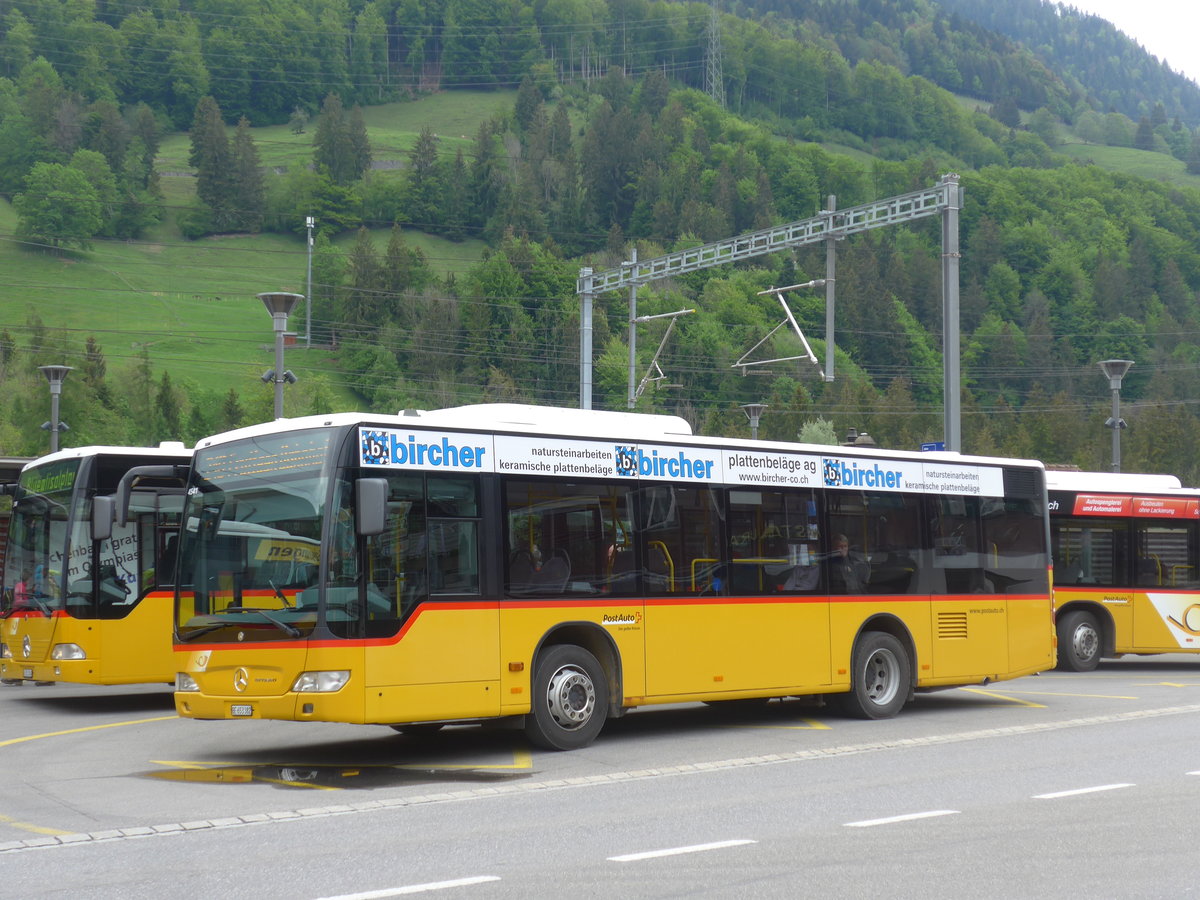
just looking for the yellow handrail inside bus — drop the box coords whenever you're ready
[647,541,674,591]
[691,558,718,591]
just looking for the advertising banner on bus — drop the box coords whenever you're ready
[357,427,1006,497]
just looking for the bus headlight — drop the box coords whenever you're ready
[50,644,85,660]
[292,671,350,692]
[176,672,200,692]
[1,644,10,659]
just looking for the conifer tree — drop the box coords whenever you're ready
[188,96,234,231]
[230,116,264,232]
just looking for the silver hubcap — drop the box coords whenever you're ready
[862,648,900,707]
[545,664,595,730]
[1073,623,1099,661]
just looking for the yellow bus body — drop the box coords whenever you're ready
[176,590,1054,723]
[1,591,176,685]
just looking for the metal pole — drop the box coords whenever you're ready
[941,174,962,452]
[273,317,286,418]
[579,268,593,409]
[38,365,72,453]
[824,195,837,383]
[305,216,314,348]
[48,380,62,452]
[1111,385,1122,473]
[626,249,638,409]
[259,293,301,421]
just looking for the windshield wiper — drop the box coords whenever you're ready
[221,606,301,638]
[269,579,294,608]
[178,606,301,641]
[177,621,226,642]
[1,593,55,618]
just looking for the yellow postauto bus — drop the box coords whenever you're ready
[1,444,190,686]
[173,404,1054,750]
[1048,469,1200,670]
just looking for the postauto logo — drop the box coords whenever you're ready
[822,457,905,490]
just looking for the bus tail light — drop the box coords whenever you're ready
[50,644,85,660]
[292,671,350,692]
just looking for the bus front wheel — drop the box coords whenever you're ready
[837,631,910,719]
[1057,610,1101,671]
[525,645,609,751]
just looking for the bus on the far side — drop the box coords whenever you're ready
[1,443,191,686]
[1048,469,1200,671]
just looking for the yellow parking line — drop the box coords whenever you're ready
[750,719,832,731]
[958,688,1046,707]
[0,716,177,748]
[1,716,178,837]
[398,748,534,770]
[0,813,71,836]
[978,689,1137,700]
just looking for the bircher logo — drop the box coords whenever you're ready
[602,611,641,626]
[359,428,488,470]
[823,457,904,490]
[612,444,716,481]
[615,445,639,476]
[361,430,391,465]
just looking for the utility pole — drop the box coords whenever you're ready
[305,216,315,348]
[705,0,725,108]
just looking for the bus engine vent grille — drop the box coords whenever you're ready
[1002,467,1041,499]
[937,611,969,640]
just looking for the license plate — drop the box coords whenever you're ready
[23,668,33,679]
[230,704,253,717]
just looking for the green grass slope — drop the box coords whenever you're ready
[0,91,511,404]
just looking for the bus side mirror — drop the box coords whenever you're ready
[356,478,387,537]
[92,495,114,542]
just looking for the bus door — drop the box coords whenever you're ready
[359,472,498,722]
[1134,521,1200,651]
[90,491,185,682]
[929,494,1007,679]
[644,485,830,697]
[1053,515,1132,649]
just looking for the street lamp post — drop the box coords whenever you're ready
[1099,359,1134,473]
[740,403,767,440]
[259,292,301,420]
[38,365,73,453]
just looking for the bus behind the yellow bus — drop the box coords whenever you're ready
[173,404,1054,750]
[1,443,191,686]
[1048,469,1200,670]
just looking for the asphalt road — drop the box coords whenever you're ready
[3,658,1200,898]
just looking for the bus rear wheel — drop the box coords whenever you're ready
[1057,610,1101,671]
[525,645,609,751]
[837,631,910,719]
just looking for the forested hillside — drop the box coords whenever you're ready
[2,0,1200,482]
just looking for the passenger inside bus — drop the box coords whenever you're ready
[826,534,870,593]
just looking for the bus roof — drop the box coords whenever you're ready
[194,404,1044,470]
[21,442,192,474]
[1045,470,1184,494]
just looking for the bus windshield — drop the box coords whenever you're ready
[2,458,80,616]
[175,429,332,642]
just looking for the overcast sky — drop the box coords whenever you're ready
[1067,1,1200,84]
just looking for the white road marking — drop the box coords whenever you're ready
[608,839,757,862]
[843,809,959,828]
[1033,783,1134,799]
[313,876,500,898]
